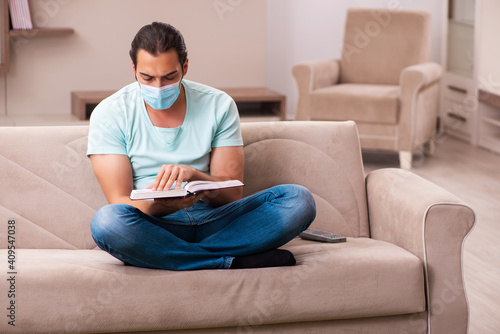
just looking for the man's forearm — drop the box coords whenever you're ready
[203,187,243,207]
[113,196,179,217]
[191,169,243,207]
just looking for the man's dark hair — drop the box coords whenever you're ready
[129,22,188,68]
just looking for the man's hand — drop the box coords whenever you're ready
[147,164,195,191]
[154,192,208,212]
[90,155,194,217]
[90,145,243,217]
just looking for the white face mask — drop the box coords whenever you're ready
[138,80,181,110]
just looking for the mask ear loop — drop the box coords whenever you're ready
[134,74,140,87]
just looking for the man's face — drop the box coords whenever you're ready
[134,49,188,88]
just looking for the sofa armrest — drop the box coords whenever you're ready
[398,62,443,149]
[366,168,475,334]
[292,59,340,120]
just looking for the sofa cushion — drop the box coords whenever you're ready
[309,84,399,124]
[0,238,425,333]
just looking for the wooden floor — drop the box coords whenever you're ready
[363,136,500,334]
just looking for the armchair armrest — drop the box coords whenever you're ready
[401,62,442,89]
[292,59,340,120]
[366,168,475,334]
[398,62,443,149]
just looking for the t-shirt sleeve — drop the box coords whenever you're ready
[87,101,128,157]
[212,97,243,148]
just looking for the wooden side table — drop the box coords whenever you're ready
[218,87,286,121]
[71,91,116,120]
[71,87,286,121]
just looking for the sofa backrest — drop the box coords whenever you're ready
[0,126,105,249]
[340,8,431,85]
[241,121,369,238]
[0,121,369,250]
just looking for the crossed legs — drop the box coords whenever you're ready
[91,184,316,270]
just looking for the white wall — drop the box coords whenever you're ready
[266,0,444,119]
[1,0,267,116]
[1,0,445,120]
[451,0,475,24]
[476,0,500,91]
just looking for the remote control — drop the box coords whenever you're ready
[299,229,346,243]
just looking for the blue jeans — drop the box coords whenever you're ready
[91,184,316,270]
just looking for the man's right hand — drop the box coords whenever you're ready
[154,192,208,213]
[89,154,195,217]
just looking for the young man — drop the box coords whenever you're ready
[87,22,316,270]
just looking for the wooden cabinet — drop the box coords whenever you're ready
[475,0,500,154]
[441,0,500,154]
[0,0,9,72]
[440,0,478,145]
[478,89,500,153]
[440,73,477,144]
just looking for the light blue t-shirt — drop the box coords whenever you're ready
[87,80,243,190]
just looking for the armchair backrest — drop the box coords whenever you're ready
[340,8,432,85]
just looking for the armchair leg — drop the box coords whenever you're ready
[423,139,435,156]
[399,151,412,170]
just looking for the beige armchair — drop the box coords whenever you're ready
[293,8,442,169]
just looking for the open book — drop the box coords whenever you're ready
[130,180,244,200]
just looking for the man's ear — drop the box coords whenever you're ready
[132,62,137,80]
[182,58,189,76]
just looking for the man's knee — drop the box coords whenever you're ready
[274,184,317,223]
[291,184,316,222]
[285,183,315,205]
[91,204,135,240]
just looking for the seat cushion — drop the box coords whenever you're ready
[2,238,425,333]
[309,84,399,124]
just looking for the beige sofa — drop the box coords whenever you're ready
[0,121,475,333]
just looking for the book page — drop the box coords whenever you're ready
[184,180,244,193]
[130,188,188,200]
[130,180,243,200]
